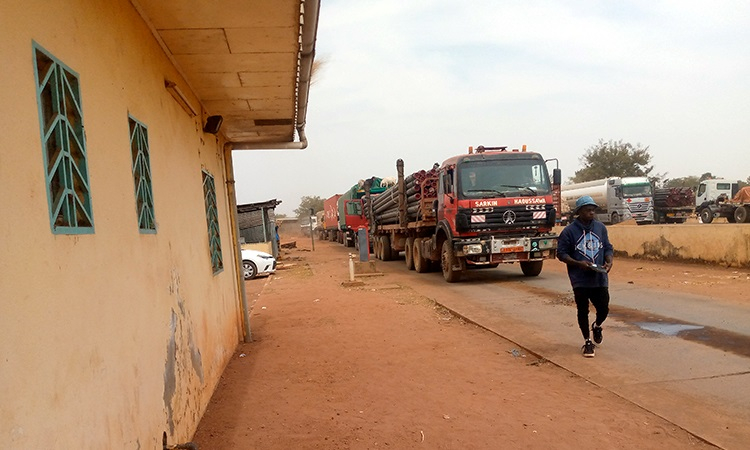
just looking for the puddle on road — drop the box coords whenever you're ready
[610,305,750,359]
[633,322,704,336]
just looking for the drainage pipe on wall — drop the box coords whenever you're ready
[223,143,253,343]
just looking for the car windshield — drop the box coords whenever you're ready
[622,183,652,198]
[458,158,551,199]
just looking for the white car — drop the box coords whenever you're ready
[241,249,276,280]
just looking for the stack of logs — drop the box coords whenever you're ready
[369,168,439,225]
[654,187,695,208]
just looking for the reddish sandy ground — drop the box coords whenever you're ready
[193,233,747,449]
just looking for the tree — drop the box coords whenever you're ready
[571,139,654,183]
[662,176,700,188]
[294,196,324,218]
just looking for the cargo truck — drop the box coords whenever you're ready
[652,187,695,224]
[365,145,561,282]
[318,194,342,241]
[696,179,750,223]
[561,177,654,225]
[336,179,387,247]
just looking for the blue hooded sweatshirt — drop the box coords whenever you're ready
[557,217,614,288]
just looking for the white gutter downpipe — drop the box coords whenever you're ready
[230,0,320,151]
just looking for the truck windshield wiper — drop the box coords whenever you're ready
[467,189,506,197]
[497,185,537,195]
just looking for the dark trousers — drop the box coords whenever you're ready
[573,287,609,340]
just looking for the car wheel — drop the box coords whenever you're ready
[699,208,713,224]
[734,206,749,223]
[441,240,463,282]
[243,260,258,280]
[520,261,543,277]
[404,237,415,270]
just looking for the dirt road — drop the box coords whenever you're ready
[192,235,748,449]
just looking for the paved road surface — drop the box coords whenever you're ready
[373,258,750,449]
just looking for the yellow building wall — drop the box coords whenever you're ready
[0,0,243,448]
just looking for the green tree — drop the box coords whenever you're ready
[571,139,654,183]
[294,195,324,218]
[663,176,701,188]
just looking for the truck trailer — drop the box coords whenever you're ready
[652,187,695,224]
[561,177,653,225]
[318,194,342,241]
[365,145,561,282]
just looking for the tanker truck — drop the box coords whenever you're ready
[561,177,653,225]
[365,145,561,282]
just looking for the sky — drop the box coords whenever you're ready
[232,0,750,216]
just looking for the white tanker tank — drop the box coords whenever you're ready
[561,177,653,225]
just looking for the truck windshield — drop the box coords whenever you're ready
[622,184,652,198]
[458,158,551,199]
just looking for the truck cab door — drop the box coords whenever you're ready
[438,169,455,223]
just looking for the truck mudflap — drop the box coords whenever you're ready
[455,235,558,265]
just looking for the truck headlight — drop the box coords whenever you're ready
[463,244,483,254]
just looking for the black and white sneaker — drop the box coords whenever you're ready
[592,323,603,344]
[582,340,595,358]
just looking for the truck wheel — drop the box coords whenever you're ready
[404,237,415,270]
[520,261,543,277]
[441,240,463,282]
[414,238,429,273]
[610,212,620,224]
[699,208,714,224]
[734,206,750,223]
[382,235,393,261]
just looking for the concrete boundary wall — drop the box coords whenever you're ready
[556,225,750,267]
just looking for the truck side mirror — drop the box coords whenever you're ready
[552,168,561,185]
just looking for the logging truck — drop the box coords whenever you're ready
[365,145,561,282]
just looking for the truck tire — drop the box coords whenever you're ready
[520,261,543,277]
[610,212,620,224]
[413,238,429,273]
[734,206,750,223]
[441,240,463,283]
[382,235,393,261]
[404,237,415,270]
[699,208,714,224]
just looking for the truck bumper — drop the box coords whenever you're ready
[455,235,558,265]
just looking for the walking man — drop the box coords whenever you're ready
[557,195,613,357]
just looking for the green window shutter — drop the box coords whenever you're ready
[202,170,223,274]
[128,116,156,233]
[33,42,94,234]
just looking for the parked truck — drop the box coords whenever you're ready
[696,179,750,223]
[318,194,342,241]
[336,179,387,247]
[652,187,695,224]
[561,177,653,225]
[365,145,561,282]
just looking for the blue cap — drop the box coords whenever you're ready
[575,195,598,213]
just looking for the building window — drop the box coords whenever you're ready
[33,43,94,234]
[202,170,223,274]
[128,116,156,233]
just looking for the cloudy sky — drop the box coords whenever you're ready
[233,0,750,216]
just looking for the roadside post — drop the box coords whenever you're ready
[309,208,315,251]
[357,227,369,262]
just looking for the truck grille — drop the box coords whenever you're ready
[628,202,651,213]
[457,205,555,231]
